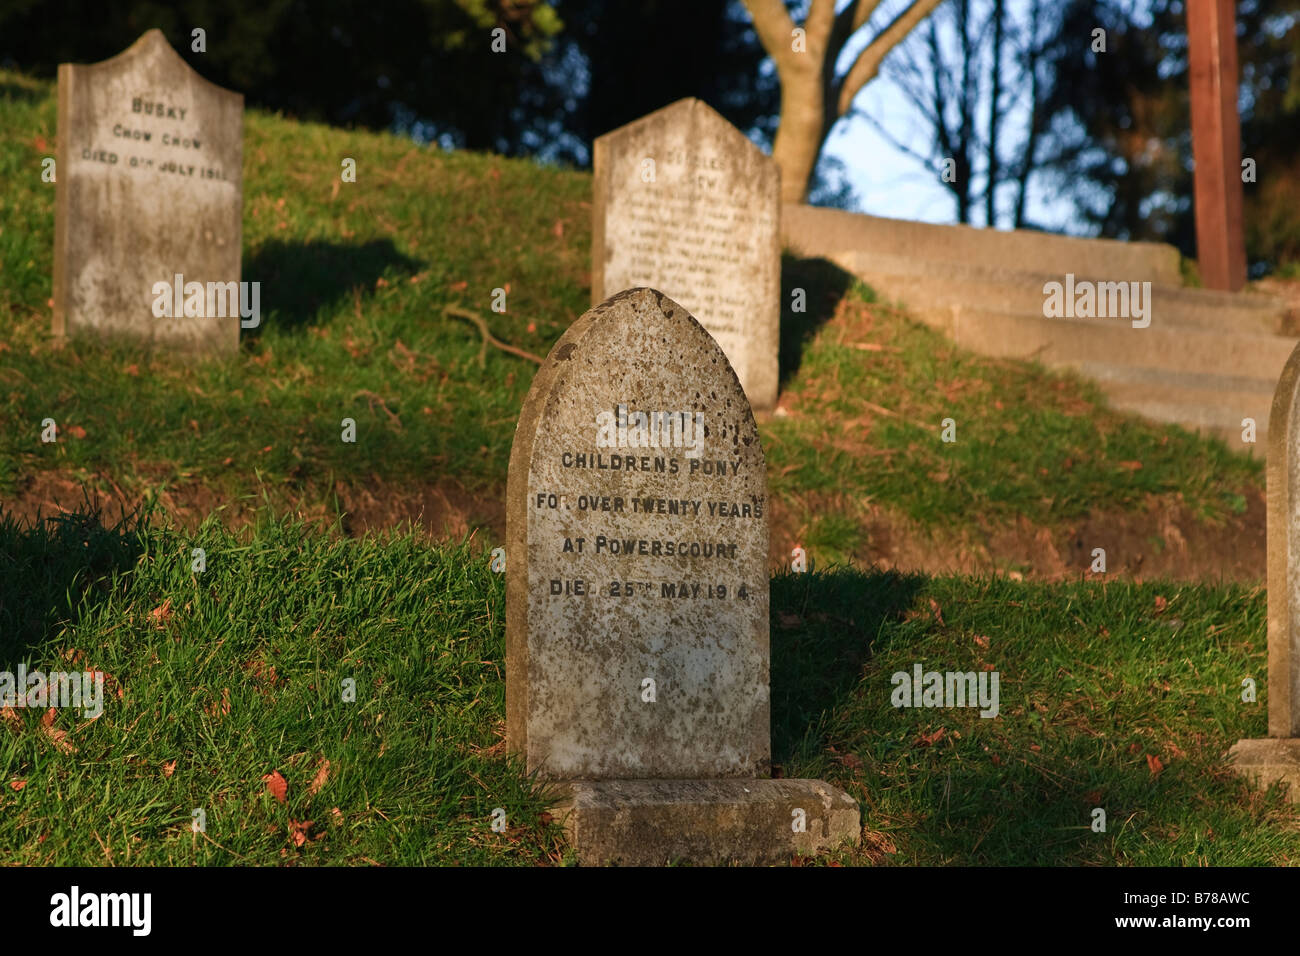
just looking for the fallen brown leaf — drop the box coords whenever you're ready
[288,818,315,847]
[861,829,897,861]
[1147,753,1164,777]
[149,599,173,626]
[307,758,330,796]
[263,770,288,804]
[39,710,74,753]
[914,727,946,748]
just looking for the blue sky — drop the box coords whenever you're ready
[802,0,1100,233]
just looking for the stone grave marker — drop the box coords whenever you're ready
[54,29,244,353]
[592,99,781,410]
[1232,339,1300,797]
[506,287,857,864]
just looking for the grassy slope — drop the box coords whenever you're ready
[0,70,1263,561]
[0,71,1292,865]
[0,510,1292,866]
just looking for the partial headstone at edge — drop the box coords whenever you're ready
[1231,338,1300,798]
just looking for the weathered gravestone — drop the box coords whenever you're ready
[592,99,781,411]
[506,288,858,864]
[54,29,244,353]
[1232,339,1300,797]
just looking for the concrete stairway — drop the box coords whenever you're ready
[783,204,1298,450]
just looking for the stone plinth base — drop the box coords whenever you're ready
[1229,738,1300,800]
[551,778,860,866]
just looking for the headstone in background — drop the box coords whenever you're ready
[506,287,857,864]
[1232,338,1300,798]
[592,99,781,410]
[54,29,244,353]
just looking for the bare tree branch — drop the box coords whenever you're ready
[836,0,947,117]
[852,0,884,32]
[806,0,839,55]
[741,0,800,74]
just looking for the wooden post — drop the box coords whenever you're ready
[1187,0,1247,291]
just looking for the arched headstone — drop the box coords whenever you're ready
[1232,339,1300,796]
[506,288,857,863]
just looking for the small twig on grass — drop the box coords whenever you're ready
[197,829,254,862]
[443,304,544,367]
[862,401,899,418]
[353,390,403,429]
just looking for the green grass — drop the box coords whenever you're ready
[0,508,1293,866]
[771,262,1262,553]
[0,69,1287,865]
[0,507,565,865]
[0,70,1264,546]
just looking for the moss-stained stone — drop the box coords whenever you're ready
[552,779,860,866]
[54,29,243,353]
[507,289,858,863]
[592,100,780,409]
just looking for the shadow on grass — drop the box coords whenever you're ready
[769,565,924,763]
[779,254,854,388]
[0,503,147,668]
[243,238,423,336]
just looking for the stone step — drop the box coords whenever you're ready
[1069,362,1273,450]
[782,203,1184,285]
[833,252,1289,335]
[949,307,1299,383]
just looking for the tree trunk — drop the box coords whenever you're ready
[771,67,827,204]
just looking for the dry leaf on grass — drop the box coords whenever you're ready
[914,727,946,748]
[263,770,288,804]
[149,599,173,626]
[40,709,75,753]
[307,758,330,796]
[861,829,897,861]
[288,819,316,847]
